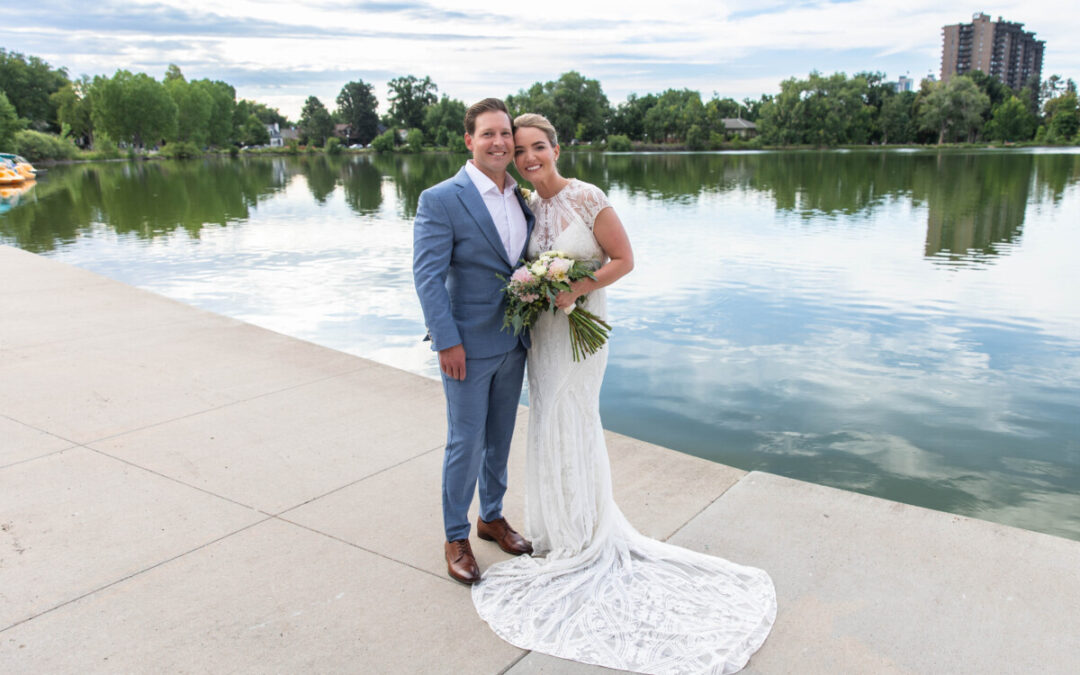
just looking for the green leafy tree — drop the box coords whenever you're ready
[702,96,744,136]
[917,76,989,144]
[967,70,1018,133]
[0,90,27,148]
[91,70,178,149]
[1039,75,1076,111]
[608,93,657,140]
[50,76,94,147]
[985,96,1037,142]
[298,96,333,146]
[507,71,609,143]
[448,133,467,153]
[406,128,424,152]
[741,96,766,122]
[240,114,270,146]
[548,71,609,142]
[757,72,873,146]
[194,79,235,147]
[642,89,705,143]
[164,64,184,83]
[1044,91,1079,143]
[685,124,705,150]
[704,96,741,121]
[336,80,379,145]
[235,99,288,145]
[0,49,70,131]
[856,71,895,143]
[162,65,212,146]
[387,75,438,130]
[878,91,917,144]
[966,70,1013,109]
[248,100,288,127]
[423,95,466,147]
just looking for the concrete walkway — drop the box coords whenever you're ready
[1,243,1078,674]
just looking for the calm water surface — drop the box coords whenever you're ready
[4,150,1079,539]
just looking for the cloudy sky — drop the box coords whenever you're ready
[5,1,1078,121]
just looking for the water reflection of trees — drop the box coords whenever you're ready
[297,155,339,204]
[562,151,922,212]
[340,158,383,215]
[0,158,288,252]
[370,153,463,218]
[1030,153,1080,205]
[4,151,1077,258]
[919,153,1032,262]
[571,150,1078,265]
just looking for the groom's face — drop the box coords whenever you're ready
[465,110,514,180]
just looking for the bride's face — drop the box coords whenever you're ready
[514,127,559,183]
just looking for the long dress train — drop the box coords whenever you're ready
[472,179,776,675]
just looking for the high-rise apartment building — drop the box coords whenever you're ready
[941,12,1044,91]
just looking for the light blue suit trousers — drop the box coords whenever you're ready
[412,165,535,541]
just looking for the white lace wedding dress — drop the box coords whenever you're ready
[472,179,776,674]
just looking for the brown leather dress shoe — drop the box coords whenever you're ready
[477,517,533,555]
[444,539,480,585]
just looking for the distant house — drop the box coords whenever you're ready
[266,123,283,147]
[721,118,757,139]
[280,127,300,144]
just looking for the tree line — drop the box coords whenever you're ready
[2,46,1078,163]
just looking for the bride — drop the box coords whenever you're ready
[471,113,777,675]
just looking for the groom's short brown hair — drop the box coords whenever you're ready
[464,98,511,136]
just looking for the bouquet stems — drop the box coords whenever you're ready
[566,306,611,361]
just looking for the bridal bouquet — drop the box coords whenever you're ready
[500,251,611,361]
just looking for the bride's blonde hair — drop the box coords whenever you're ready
[514,113,558,147]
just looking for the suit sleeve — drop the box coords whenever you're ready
[413,189,462,352]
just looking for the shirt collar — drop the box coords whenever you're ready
[465,160,517,195]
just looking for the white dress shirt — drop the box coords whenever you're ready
[464,160,528,263]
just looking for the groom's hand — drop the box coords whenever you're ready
[439,344,466,381]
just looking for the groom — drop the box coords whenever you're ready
[413,98,535,585]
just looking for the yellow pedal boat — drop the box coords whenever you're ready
[0,153,36,184]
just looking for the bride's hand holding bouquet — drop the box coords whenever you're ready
[500,250,611,361]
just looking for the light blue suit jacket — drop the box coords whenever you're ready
[413,166,536,359]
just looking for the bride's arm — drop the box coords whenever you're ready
[554,207,633,310]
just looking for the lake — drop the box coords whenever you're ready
[3,149,1079,540]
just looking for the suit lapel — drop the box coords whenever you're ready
[453,168,513,268]
[515,189,536,264]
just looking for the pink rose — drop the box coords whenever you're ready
[511,266,533,284]
[545,257,572,280]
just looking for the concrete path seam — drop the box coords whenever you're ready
[271,442,445,518]
[0,444,80,472]
[271,516,451,585]
[82,444,268,513]
[663,470,761,542]
[496,651,532,674]
[0,516,275,635]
